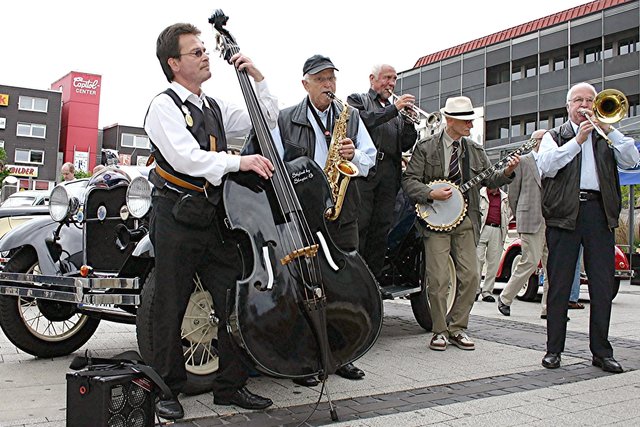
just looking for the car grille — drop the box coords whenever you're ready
[84,186,136,272]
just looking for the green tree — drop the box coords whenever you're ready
[0,148,10,184]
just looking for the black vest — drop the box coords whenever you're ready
[148,89,227,203]
[542,121,622,230]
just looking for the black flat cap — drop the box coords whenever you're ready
[303,54,338,76]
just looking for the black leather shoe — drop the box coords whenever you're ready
[292,376,319,387]
[335,362,365,380]
[592,356,623,373]
[497,298,510,316]
[482,295,496,303]
[542,352,561,369]
[155,397,184,420]
[214,387,273,410]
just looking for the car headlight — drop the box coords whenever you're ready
[126,176,152,219]
[49,185,80,222]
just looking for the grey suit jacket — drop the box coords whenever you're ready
[508,153,544,234]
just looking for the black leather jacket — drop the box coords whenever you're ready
[275,97,362,224]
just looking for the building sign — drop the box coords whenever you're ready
[7,165,38,177]
[73,76,100,96]
[74,151,89,173]
[0,94,8,106]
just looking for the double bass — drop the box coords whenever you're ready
[210,11,383,390]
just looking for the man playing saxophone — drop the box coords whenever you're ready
[267,54,376,384]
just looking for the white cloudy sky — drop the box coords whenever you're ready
[2,0,588,128]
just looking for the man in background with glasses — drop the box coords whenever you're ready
[144,22,277,420]
[537,82,638,373]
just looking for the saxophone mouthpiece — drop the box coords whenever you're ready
[325,91,336,100]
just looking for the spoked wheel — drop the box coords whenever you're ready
[181,274,219,378]
[0,247,100,357]
[137,268,219,395]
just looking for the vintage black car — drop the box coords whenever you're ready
[0,167,217,394]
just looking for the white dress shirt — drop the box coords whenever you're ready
[144,80,279,186]
[537,122,639,190]
[271,101,377,177]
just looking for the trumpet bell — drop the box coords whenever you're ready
[593,88,628,124]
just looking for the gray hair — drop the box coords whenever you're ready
[566,82,597,104]
[371,64,384,79]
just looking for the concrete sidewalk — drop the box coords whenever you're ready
[1,282,639,426]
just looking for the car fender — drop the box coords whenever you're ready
[0,217,82,275]
[496,238,523,278]
[131,233,154,258]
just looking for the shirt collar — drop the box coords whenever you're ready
[442,130,457,148]
[170,81,206,108]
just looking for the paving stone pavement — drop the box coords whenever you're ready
[1,282,640,426]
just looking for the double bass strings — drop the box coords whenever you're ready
[229,44,324,294]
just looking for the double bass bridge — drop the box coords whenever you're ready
[280,244,319,265]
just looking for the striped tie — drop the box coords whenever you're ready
[448,140,461,186]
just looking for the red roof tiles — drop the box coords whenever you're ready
[413,0,633,68]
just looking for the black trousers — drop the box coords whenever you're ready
[357,159,400,277]
[545,198,615,358]
[149,194,248,398]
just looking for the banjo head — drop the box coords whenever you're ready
[415,180,467,232]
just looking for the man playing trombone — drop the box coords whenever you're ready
[347,64,417,280]
[537,82,638,373]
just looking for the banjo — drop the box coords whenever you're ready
[415,137,538,231]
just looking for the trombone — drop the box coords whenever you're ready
[388,91,441,129]
[579,88,628,147]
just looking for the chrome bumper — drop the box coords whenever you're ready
[0,272,140,305]
[615,269,634,280]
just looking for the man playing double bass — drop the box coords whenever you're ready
[144,22,276,420]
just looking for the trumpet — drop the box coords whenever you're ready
[387,91,441,129]
[579,88,628,147]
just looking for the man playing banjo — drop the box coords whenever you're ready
[402,96,519,351]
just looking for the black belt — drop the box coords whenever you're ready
[579,190,601,202]
[485,223,501,228]
[155,185,207,202]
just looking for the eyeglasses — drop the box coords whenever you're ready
[179,48,208,58]
[310,76,337,84]
[570,97,595,104]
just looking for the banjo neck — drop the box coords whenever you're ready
[457,138,537,194]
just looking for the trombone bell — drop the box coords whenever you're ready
[593,88,628,124]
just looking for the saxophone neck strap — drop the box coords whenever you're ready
[307,96,335,147]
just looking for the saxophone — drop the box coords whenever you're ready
[324,92,359,221]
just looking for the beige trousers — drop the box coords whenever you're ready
[424,216,479,336]
[477,225,505,296]
[500,226,547,306]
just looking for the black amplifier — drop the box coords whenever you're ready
[66,371,155,427]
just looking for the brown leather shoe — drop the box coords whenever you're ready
[568,301,585,309]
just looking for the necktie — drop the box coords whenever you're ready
[448,140,461,186]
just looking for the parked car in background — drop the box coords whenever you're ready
[493,228,632,301]
[1,190,51,207]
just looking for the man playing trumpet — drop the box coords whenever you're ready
[347,64,418,280]
[537,82,638,373]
